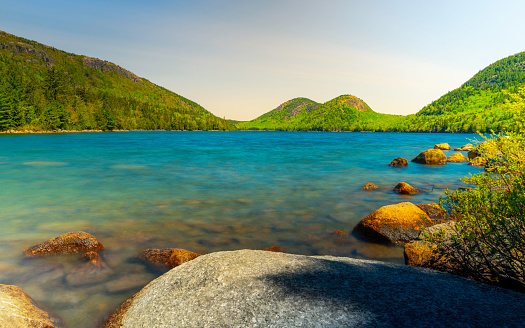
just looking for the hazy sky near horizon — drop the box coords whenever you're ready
[1,0,524,120]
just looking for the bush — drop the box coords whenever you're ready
[430,134,525,291]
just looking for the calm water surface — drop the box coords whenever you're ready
[0,131,482,327]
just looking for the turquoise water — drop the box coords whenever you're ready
[0,131,482,327]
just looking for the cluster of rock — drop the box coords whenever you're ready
[383,143,474,168]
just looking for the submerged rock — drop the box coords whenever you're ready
[353,202,433,244]
[362,182,379,190]
[411,149,447,165]
[434,143,451,150]
[66,251,114,286]
[388,157,408,167]
[393,181,421,195]
[447,152,468,163]
[264,246,286,253]
[139,248,200,272]
[24,231,104,256]
[102,249,525,328]
[0,284,65,328]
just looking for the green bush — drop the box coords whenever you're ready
[434,134,525,291]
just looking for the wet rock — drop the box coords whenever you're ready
[393,182,421,195]
[411,149,447,165]
[264,246,286,253]
[24,231,104,256]
[454,143,474,151]
[353,202,433,244]
[362,182,379,190]
[388,157,408,167]
[416,203,446,220]
[66,251,114,286]
[139,248,200,272]
[102,249,525,328]
[434,143,451,150]
[404,222,460,274]
[447,152,468,163]
[0,284,65,327]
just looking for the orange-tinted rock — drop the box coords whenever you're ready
[388,157,408,167]
[24,231,104,256]
[416,203,446,220]
[404,222,460,274]
[0,284,65,328]
[264,246,286,253]
[469,157,486,166]
[362,182,379,190]
[66,251,114,286]
[353,202,433,244]
[412,149,447,165]
[454,143,474,151]
[447,153,468,163]
[434,143,451,150]
[333,229,347,236]
[393,182,421,195]
[140,248,200,271]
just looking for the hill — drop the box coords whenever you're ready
[396,52,525,133]
[0,30,232,131]
[238,95,404,131]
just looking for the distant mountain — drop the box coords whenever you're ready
[0,30,232,131]
[399,52,525,133]
[238,95,403,131]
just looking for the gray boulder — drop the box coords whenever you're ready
[104,249,525,328]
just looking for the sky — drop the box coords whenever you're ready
[1,0,525,121]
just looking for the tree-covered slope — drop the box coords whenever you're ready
[0,30,232,131]
[397,52,525,133]
[238,95,404,131]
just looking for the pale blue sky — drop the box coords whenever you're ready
[1,0,524,120]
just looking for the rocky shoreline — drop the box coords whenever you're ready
[2,140,517,327]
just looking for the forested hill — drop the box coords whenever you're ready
[0,30,233,131]
[238,95,404,131]
[395,52,525,132]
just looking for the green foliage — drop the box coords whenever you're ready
[0,30,232,132]
[435,134,525,291]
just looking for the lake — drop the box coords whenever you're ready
[0,131,483,327]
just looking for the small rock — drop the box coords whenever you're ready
[393,182,421,195]
[0,284,65,327]
[264,246,286,253]
[412,149,447,165]
[454,143,474,151]
[388,157,408,167]
[434,143,451,150]
[139,248,201,272]
[362,182,379,190]
[353,202,434,244]
[447,153,468,163]
[105,273,154,294]
[24,231,104,256]
[66,251,114,286]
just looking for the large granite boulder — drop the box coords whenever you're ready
[434,143,451,150]
[0,284,65,327]
[24,231,104,256]
[139,248,201,272]
[103,250,525,328]
[411,149,447,165]
[352,202,433,244]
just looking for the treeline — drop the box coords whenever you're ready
[0,31,232,132]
